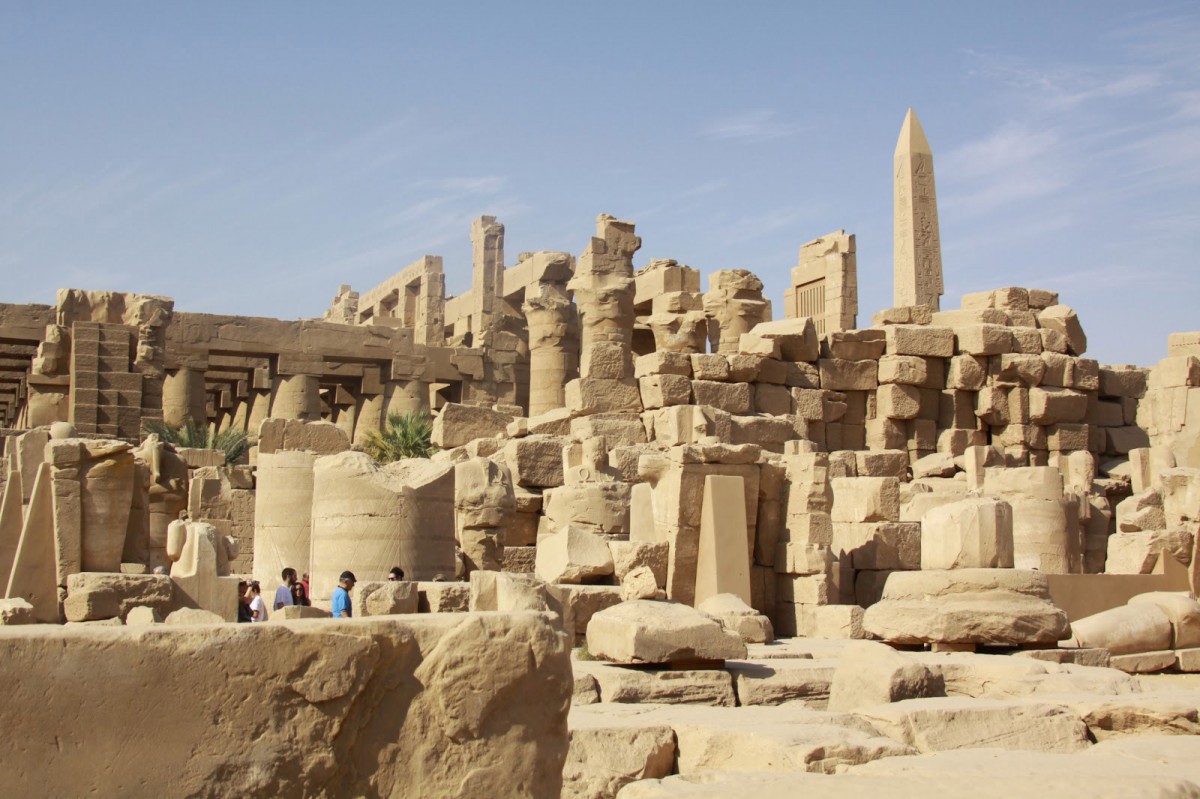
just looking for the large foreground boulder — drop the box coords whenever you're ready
[587,600,747,664]
[0,611,571,797]
[863,569,1069,646]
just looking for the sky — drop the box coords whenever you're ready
[1,2,1197,366]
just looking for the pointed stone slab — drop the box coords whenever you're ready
[894,108,944,311]
[5,463,59,622]
[0,468,23,585]
[693,475,751,607]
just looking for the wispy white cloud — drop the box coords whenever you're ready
[701,109,806,143]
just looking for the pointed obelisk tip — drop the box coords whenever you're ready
[896,107,932,156]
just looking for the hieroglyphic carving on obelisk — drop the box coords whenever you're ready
[893,108,943,310]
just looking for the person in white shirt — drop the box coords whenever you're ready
[248,581,267,622]
[275,567,297,611]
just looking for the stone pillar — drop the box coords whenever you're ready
[162,367,207,428]
[893,108,944,311]
[470,216,505,347]
[703,270,771,354]
[384,379,427,417]
[353,392,385,447]
[639,259,707,354]
[270,374,321,421]
[564,215,643,414]
[252,450,317,589]
[524,281,577,418]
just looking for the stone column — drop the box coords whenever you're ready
[270,374,321,421]
[703,270,771,354]
[384,379,427,417]
[470,216,505,347]
[524,284,577,417]
[564,215,643,414]
[252,450,317,589]
[162,367,207,428]
[353,393,385,447]
[310,452,455,599]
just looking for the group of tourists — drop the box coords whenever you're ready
[237,565,405,622]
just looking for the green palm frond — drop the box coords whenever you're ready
[142,419,251,465]
[363,411,434,463]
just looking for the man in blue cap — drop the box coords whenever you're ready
[332,570,356,618]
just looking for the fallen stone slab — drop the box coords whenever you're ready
[1038,692,1200,740]
[575,660,736,707]
[564,725,675,799]
[587,600,746,665]
[63,572,174,622]
[828,640,944,711]
[854,696,1091,753]
[726,658,835,707]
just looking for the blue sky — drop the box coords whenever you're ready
[1,2,1196,365]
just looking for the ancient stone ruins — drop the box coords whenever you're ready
[2,109,1200,797]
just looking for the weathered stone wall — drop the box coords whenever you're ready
[0,611,571,798]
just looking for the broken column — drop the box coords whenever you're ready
[703,270,770,355]
[523,252,578,417]
[455,457,516,573]
[565,214,642,414]
[309,451,455,600]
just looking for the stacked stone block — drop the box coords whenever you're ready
[69,322,144,442]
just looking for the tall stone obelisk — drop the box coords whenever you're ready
[893,108,943,311]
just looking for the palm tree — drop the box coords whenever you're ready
[142,418,251,465]
[363,411,434,462]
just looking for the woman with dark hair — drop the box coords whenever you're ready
[291,580,311,607]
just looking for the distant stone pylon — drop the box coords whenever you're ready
[893,108,943,311]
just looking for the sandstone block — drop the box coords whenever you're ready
[431,403,514,449]
[877,355,928,385]
[536,526,616,585]
[0,598,35,625]
[353,580,419,616]
[828,640,945,711]
[63,573,174,622]
[417,581,470,613]
[857,697,1090,754]
[504,435,568,488]
[1038,304,1087,355]
[885,325,955,358]
[586,600,746,664]
[562,726,674,799]
[863,569,1069,645]
[635,351,693,378]
[639,374,693,409]
[690,381,752,414]
[920,498,1014,570]
[566,378,643,414]
[690,354,731,382]
[257,418,351,455]
[876,383,920,420]
[697,593,773,643]
[271,605,330,620]
[955,324,1013,357]
[749,317,819,362]
[819,359,878,391]
[831,477,900,523]
[824,329,887,360]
